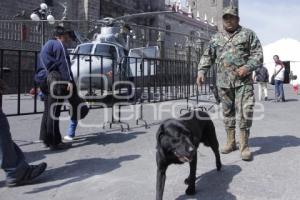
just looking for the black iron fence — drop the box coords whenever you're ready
[0,48,216,130]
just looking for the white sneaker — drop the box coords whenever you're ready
[64,135,74,141]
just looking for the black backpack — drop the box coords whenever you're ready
[256,67,269,82]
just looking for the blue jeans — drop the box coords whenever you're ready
[38,90,45,101]
[67,119,78,138]
[275,80,285,101]
[0,109,29,182]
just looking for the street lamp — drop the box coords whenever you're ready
[30,3,55,46]
[30,3,55,24]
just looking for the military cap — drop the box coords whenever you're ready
[222,6,238,18]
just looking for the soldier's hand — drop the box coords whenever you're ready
[196,73,205,86]
[235,66,249,77]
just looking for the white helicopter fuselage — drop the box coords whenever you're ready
[71,26,160,93]
[71,41,125,90]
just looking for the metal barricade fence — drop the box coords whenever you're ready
[0,49,216,129]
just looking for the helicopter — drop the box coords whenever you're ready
[70,11,174,95]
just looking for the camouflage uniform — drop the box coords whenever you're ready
[198,5,263,160]
[198,25,263,130]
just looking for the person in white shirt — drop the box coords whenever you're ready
[273,55,285,102]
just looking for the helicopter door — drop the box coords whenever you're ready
[71,43,94,79]
[72,43,93,60]
[94,44,120,88]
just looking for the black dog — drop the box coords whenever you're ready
[156,110,222,200]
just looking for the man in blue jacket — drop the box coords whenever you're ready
[37,26,75,150]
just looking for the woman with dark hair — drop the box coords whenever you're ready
[273,55,285,102]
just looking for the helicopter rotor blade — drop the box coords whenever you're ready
[113,11,175,23]
[93,11,175,26]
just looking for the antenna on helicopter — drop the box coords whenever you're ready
[114,10,175,21]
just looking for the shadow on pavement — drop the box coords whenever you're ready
[25,154,140,194]
[175,165,241,200]
[266,98,298,102]
[284,99,299,102]
[23,151,47,164]
[24,131,146,163]
[71,131,147,148]
[250,135,300,156]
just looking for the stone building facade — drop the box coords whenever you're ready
[0,0,166,93]
[0,0,165,50]
[187,0,239,30]
[0,0,238,93]
[0,0,238,50]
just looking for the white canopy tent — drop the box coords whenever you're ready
[263,38,300,84]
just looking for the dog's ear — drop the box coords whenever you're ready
[156,124,164,147]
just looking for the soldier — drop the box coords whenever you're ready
[196,6,263,161]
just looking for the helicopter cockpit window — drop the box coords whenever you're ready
[77,44,93,54]
[95,44,118,59]
[71,44,93,60]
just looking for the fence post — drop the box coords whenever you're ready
[187,43,192,100]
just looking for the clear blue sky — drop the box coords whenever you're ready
[239,0,300,45]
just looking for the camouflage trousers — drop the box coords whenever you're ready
[218,84,255,129]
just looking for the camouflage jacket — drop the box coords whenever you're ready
[198,26,263,88]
